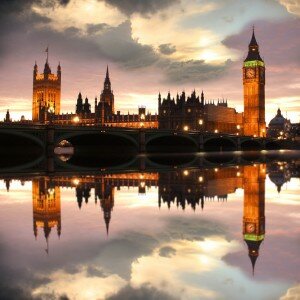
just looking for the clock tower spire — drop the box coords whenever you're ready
[243,28,266,137]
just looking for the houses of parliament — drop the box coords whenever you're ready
[28,29,266,137]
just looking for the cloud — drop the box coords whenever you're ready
[158,43,176,55]
[107,284,179,300]
[158,246,176,257]
[280,284,300,299]
[279,0,300,16]
[86,23,109,35]
[163,59,232,83]
[101,0,180,17]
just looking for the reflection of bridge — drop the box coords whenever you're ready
[0,123,281,154]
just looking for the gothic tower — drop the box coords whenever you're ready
[32,54,61,122]
[243,164,266,274]
[243,28,266,137]
[99,66,114,115]
[32,177,61,253]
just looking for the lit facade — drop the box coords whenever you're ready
[32,59,61,122]
[243,29,266,137]
[37,65,158,128]
[30,30,266,135]
[158,91,243,134]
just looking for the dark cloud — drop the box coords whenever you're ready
[96,21,158,68]
[87,23,110,35]
[163,59,232,83]
[86,265,107,277]
[102,0,180,16]
[158,43,176,55]
[107,284,179,300]
[158,246,176,257]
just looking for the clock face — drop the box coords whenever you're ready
[246,223,255,233]
[246,68,255,79]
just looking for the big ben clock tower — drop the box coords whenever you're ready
[243,28,266,137]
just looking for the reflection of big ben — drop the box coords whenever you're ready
[243,164,266,273]
[32,177,61,253]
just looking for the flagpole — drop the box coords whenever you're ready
[46,46,49,63]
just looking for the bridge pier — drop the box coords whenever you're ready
[237,137,241,151]
[46,125,55,172]
[198,134,204,152]
[139,129,146,154]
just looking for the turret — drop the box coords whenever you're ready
[158,92,161,108]
[5,110,11,123]
[57,62,61,81]
[76,92,83,114]
[84,97,91,113]
[33,62,38,80]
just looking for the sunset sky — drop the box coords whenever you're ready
[0,0,299,123]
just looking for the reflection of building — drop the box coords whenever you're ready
[32,177,61,253]
[32,57,61,122]
[71,173,158,235]
[158,167,243,210]
[97,181,114,235]
[243,165,266,274]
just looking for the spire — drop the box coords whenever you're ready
[245,26,263,62]
[106,65,109,79]
[245,239,263,276]
[103,65,111,91]
[104,214,110,236]
[249,26,258,47]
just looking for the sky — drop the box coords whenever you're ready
[0,0,299,123]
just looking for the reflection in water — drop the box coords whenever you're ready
[0,160,299,299]
[243,165,265,274]
[32,178,61,254]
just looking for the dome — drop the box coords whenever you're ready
[269,108,287,126]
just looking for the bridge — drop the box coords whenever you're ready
[0,123,280,154]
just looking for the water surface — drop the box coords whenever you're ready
[0,155,299,300]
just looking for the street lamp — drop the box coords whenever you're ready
[199,119,203,125]
[73,116,80,123]
[183,125,189,131]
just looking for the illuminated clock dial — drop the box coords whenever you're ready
[246,68,255,79]
[246,223,255,233]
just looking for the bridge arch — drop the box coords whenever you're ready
[146,133,198,153]
[0,130,45,149]
[55,131,139,149]
[240,139,263,151]
[203,137,236,152]
[265,140,281,150]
